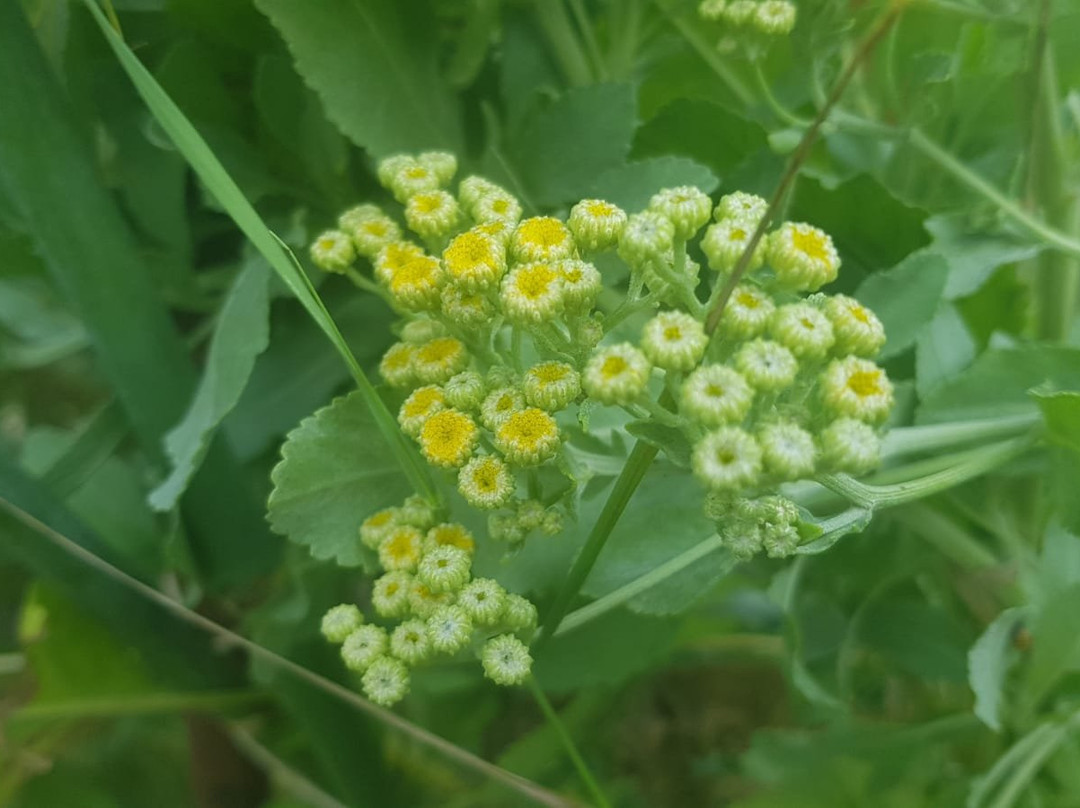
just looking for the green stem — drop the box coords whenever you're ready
[344,266,397,309]
[533,0,594,86]
[567,0,608,81]
[652,0,753,106]
[228,725,348,808]
[10,690,267,723]
[632,395,683,428]
[880,413,1039,459]
[894,502,999,569]
[754,62,809,128]
[527,677,612,808]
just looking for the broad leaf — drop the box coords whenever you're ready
[915,303,977,399]
[855,252,949,360]
[1032,390,1080,455]
[589,156,719,212]
[268,391,413,567]
[969,607,1026,732]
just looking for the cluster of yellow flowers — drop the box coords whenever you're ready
[310,150,893,699]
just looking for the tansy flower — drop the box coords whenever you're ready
[820,357,894,424]
[321,604,363,644]
[390,620,432,665]
[650,186,712,239]
[503,594,539,634]
[495,408,561,465]
[419,409,479,468]
[361,656,410,706]
[444,371,486,411]
[583,343,652,405]
[413,336,468,385]
[417,151,458,184]
[417,545,471,593]
[471,189,523,225]
[349,215,402,258]
[822,294,886,357]
[341,625,388,672]
[557,259,603,312]
[617,211,675,267]
[405,190,460,240]
[376,154,413,187]
[458,578,507,626]
[338,203,384,233]
[770,303,835,360]
[360,507,402,549]
[500,262,564,324]
[398,385,446,437]
[388,162,441,202]
[378,342,416,388]
[374,241,427,286]
[767,222,840,291]
[758,421,817,480]
[407,580,453,619]
[640,310,709,372]
[701,219,765,274]
[458,455,515,509]
[692,427,764,491]
[399,319,446,345]
[458,176,504,209]
[681,364,754,427]
[378,525,424,572]
[474,218,514,246]
[443,229,507,290]
[425,523,476,555]
[399,494,438,529]
[481,635,532,686]
[388,256,444,310]
[733,339,799,392]
[372,571,412,618]
[719,284,775,339]
[426,605,473,654]
[511,216,575,262]
[440,285,497,327]
[481,387,526,430]
[523,361,581,411]
[714,191,768,224]
[310,230,355,273]
[819,417,881,475]
[755,0,797,35]
[568,198,627,252]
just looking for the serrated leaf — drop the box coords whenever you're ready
[916,303,977,399]
[589,156,719,212]
[969,607,1026,732]
[1022,582,1080,713]
[855,252,949,359]
[268,391,413,567]
[256,0,462,157]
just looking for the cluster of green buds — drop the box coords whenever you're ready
[698,0,797,37]
[319,494,537,706]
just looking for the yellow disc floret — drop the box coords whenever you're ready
[443,229,507,291]
[511,216,575,262]
[419,409,479,468]
[494,408,561,465]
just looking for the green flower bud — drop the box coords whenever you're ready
[724,0,758,27]
[733,339,798,393]
[819,417,882,475]
[458,176,504,210]
[721,521,763,560]
[398,385,446,437]
[425,523,476,556]
[390,619,432,665]
[698,0,727,21]
[481,387,526,430]
[408,580,453,619]
[310,230,355,273]
[769,303,835,360]
[321,604,363,643]
[557,259,603,312]
[444,371,486,411]
[692,427,763,492]
[718,284,775,340]
[681,364,754,427]
[378,525,424,572]
[583,343,652,405]
[360,507,402,550]
[361,655,410,706]
[372,571,413,618]
[471,189,523,226]
[650,186,712,240]
[388,161,441,203]
[378,342,416,388]
[511,217,575,263]
[758,420,817,480]
[426,605,473,654]
[417,545,472,593]
[341,625,388,672]
[523,361,581,411]
[641,310,709,372]
[440,284,497,327]
[754,0,797,36]
[417,151,458,185]
[413,337,469,386]
[405,190,460,241]
[702,219,765,274]
[502,594,539,634]
[762,522,800,558]
[494,408,562,466]
[400,494,439,529]
[822,294,886,357]
[481,634,532,686]
[713,191,768,225]
[568,198,627,252]
[617,212,675,267]
[767,222,840,291]
[820,356,894,424]
[458,455,516,510]
[500,262,565,324]
[458,578,507,626]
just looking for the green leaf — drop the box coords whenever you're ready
[150,260,271,511]
[589,156,719,212]
[1022,582,1080,713]
[268,391,413,567]
[508,83,637,208]
[855,252,949,360]
[858,600,971,683]
[624,419,692,468]
[255,0,462,157]
[915,303,977,399]
[924,214,1042,300]
[918,346,1080,424]
[969,607,1026,732]
[1032,390,1080,455]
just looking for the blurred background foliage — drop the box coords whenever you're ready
[1,0,1080,806]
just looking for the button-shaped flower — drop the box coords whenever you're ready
[500,262,565,324]
[568,198,627,252]
[718,284,775,340]
[769,302,835,360]
[733,339,799,392]
[443,229,507,291]
[417,545,472,593]
[650,186,712,239]
[481,635,532,686]
[681,364,754,427]
[758,420,817,480]
[341,625,388,672]
[640,310,709,372]
[413,336,468,385]
[822,294,886,357]
[692,427,764,491]
[458,455,516,510]
[583,343,652,405]
[361,656,410,706]
[495,408,561,466]
[820,357,894,424]
[511,216,575,262]
[378,525,424,572]
[419,409,479,468]
[767,222,840,291]
[310,230,355,273]
[321,604,363,644]
[523,361,581,411]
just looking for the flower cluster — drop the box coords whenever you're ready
[320,494,537,706]
[698,0,797,37]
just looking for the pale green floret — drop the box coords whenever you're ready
[502,594,539,634]
[500,262,565,324]
[511,217,575,263]
[721,521,763,560]
[568,198,628,252]
[349,215,402,258]
[417,151,458,185]
[741,493,800,526]
[359,507,401,550]
[378,342,415,388]
[398,385,446,437]
[820,357,894,424]
[557,259,603,312]
[458,578,507,626]
[481,635,533,686]
[494,408,562,466]
[692,427,764,491]
[486,365,518,389]
[719,284,775,340]
[372,571,413,619]
[681,365,754,427]
[458,176,504,209]
[822,294,886,357]
[523,361,581,411]
[769,303,835,360]
[471,189,523,225]
[758,421,817,481]
[481,387,526,430]
[649,186,712,239]
[341,625,388,672]
[426,605,473,654]
[762,522,800,558]
[337,203,384,233]
[754,0,797,36]
[698,0,727,21]
[405,190,461,240]
[417,545,472,594]
[440,284,496,327]
[412,336,469,386]
[378,525,424,572]
[734,339,799,392]
[408,579,453,619]
[489,512,526,544]
[376,154,413,188]
[819,418,882,475]
[399,319,447,345]
[361,656,410,706]
[617,211,675,267]
[321,604,363,644]
[640,310,709,372]
[390,619,432,665]
[444,371,486,411]
[389,162,441,203]
[724,0,758,26]
[583,343,652,405]
[516,500,546,532]
[767,222,841,292]
[714,191,768,224]
[400,494,439,530]
[458,455,516,509]
[310,230,355,273]
[701,218,765,274]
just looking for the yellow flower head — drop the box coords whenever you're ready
[500,262,564,324]
[481,386,526,430]
[419,409,479,468]
[378,525,424,572]
[398,385,446,436]
[582,343,652,405]
[360,506,401,549]
[823,294,885,358]
[413,336,468,385]
[511,216,575,263]
[494,408,561,466]
[405,190,461,240]
[441,284,496,327]
[374,241,427,286]
[470,190,523,226]
[426,523,476,555]
[767,222,840,292]
[821,356,894,424]
[443,229,507,291]
[523,361,581,411]
[720,284,776,340]
[701,219,765,274]
[568,198,627,252]
[557,259,602,312]
[310,230,355,273]
[457,455,515,509]
[389,256,445,310]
